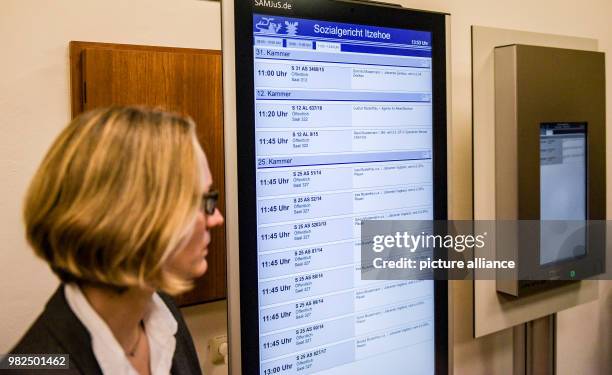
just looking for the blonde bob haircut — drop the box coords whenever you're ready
[24,106,203,295]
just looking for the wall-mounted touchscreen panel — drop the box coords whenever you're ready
[494,44,605,298]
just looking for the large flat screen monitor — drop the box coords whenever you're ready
[223,1,449,373]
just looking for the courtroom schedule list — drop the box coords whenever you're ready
[252,15,437,375]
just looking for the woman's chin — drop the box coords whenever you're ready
[192,258,208,278]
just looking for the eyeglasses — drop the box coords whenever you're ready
[201,190,219,215]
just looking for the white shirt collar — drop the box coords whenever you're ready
[64,283,178,375]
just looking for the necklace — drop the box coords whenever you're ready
[126,321,144,357]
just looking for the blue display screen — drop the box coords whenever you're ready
[253,14,435,374]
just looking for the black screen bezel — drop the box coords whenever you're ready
[233,1,449,373]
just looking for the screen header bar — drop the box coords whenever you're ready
[254,14,431,48]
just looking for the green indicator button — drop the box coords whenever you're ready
[570,270,576,278]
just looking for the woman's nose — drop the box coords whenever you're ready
[206,208,224,228]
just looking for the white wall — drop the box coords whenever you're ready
[0,0,226,371]
[1,0,610,374]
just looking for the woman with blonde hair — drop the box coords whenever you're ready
[9,106,224,375]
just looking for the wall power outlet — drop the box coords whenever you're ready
[208,334,228,365]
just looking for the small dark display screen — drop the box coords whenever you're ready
[539,122,587,265]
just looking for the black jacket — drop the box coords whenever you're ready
[2,286,202,375]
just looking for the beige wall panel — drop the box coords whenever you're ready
[472,26,599,338]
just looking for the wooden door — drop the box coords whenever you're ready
[69,41,225,306]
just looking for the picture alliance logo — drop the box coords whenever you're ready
[254,0,293,10]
